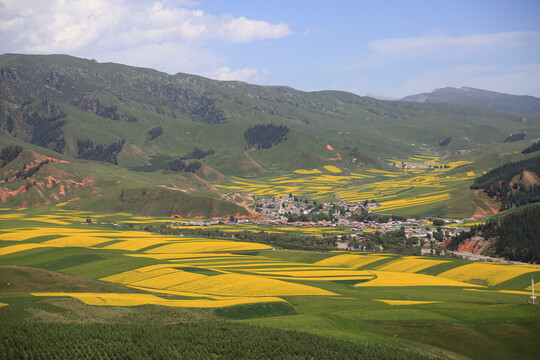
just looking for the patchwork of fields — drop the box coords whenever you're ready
[216,155,477,216]
[1,208,540,359]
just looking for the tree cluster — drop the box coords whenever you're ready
[0,145,22,167]
[74,98,138,122]
[190,95,225,123]
[244,124,289,149]
[164,147,214,173]
[156,85,225,123]
[74,98,120,120]
[0,319,429,360]
[182,147,215,160]
[350,210,405,224]
[24,101,66,153]
[352,229,421,256]
[447,205,540,263]
[439,137,452,147]
[522,141,540,154]
[164,159,202,173]
[147,126,163,141]
[13,160,49,180]
[504,133,526,143]
[470,155,540,210]
[77,139,125,165]
[287,212,334,223]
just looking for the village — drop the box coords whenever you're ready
[174,194,468,251]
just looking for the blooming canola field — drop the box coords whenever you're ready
[216,155,477,215]
[1,209,539,314]
[2,209,540,358]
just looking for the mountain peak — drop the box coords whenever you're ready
[401,87,540,115]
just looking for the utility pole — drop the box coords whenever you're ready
[531,276,536,304]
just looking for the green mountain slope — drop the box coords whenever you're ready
[401,86,540,115]
[1,54,540,216]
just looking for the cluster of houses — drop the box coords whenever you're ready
[173,195,466,248]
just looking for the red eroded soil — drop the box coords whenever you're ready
[456,236,491,255]
[471,190,499,218]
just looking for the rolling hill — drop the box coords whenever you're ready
[401,86,540,115]
[1,54,540,216]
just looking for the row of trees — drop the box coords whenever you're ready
[146,225,338,251]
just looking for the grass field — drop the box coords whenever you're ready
[1,208,540,359]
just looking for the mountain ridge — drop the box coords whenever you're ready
[1,54,540,216]
[401,86,540,115]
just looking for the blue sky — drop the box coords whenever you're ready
[1,0,539,98]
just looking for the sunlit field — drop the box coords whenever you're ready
[216,155,476,216]
[1,208,540,359]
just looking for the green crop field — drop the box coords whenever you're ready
[1,208,539,359]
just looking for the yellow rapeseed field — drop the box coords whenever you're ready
[132,271,208,290]
[100,264,182,284]
[375,257,449,273]
[355,271,482,287]
[323,165,342,173]
[293,169,322,174]
[0,228,95,241]
[438,263,540,286]
[0,243,56,255]
[170,273,337,296]
[375,299,442,305]
[30,292,286,308]
[24,217,72,225]
[44,236,112,247]
[146,240,271,253]
[252,269,374,278]
[104,239,167,251]
[315,254,388,268]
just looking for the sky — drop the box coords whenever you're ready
[1,0,540,98]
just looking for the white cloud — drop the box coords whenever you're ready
[0,0,293,73]
[207,66,259,82]
[219,16,292,43]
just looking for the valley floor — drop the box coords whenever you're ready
[1,207,539,359]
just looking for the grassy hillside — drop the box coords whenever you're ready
[2,54,540,216]
[0,132,248,217]
[2,54,539,168]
